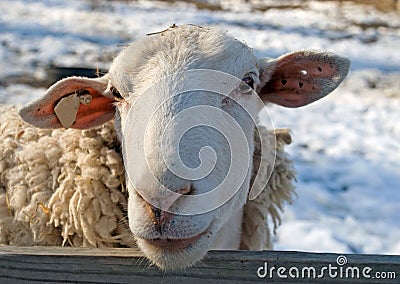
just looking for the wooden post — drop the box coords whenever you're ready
[0,246,399,283]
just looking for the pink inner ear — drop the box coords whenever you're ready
[20,77,115,129]
[27,90,115,129]
[260,52,344,108]
[19,77,115,129]
[73,95,115,129]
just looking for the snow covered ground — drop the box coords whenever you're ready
[1,0,399,255]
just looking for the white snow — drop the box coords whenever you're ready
[1,0,399,255]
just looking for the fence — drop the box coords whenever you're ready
[0,246,399,283]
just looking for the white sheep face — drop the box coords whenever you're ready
[108,27,263,270]
[19,25,350,270]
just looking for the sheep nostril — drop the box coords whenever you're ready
[189,184,195,195]
[181,184,194,196]
[152,207,161,219]
[145,184,195,230]
[143,183,194,229]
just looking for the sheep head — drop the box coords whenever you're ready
[19,25,350,270]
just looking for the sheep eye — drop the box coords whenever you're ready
[239,76,254,94]
[242,76,254,88]
[111,86,124,101]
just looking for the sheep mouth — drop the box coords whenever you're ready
[142,231,207,251]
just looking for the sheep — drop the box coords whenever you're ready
[5,24,349,270]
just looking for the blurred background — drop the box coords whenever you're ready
[1,0,399,255]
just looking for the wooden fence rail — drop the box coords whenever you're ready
[0,246,398,283]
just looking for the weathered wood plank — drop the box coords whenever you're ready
[0,246,398,283]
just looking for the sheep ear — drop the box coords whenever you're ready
[19,76,115,129]
[257,50,350,108]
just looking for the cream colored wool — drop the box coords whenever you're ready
[241,127,296,250]
[0,105,131,247]
[0,104,296,249]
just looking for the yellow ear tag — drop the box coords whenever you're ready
[54,93,80,129]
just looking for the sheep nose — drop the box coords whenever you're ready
[145,185,192,227]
